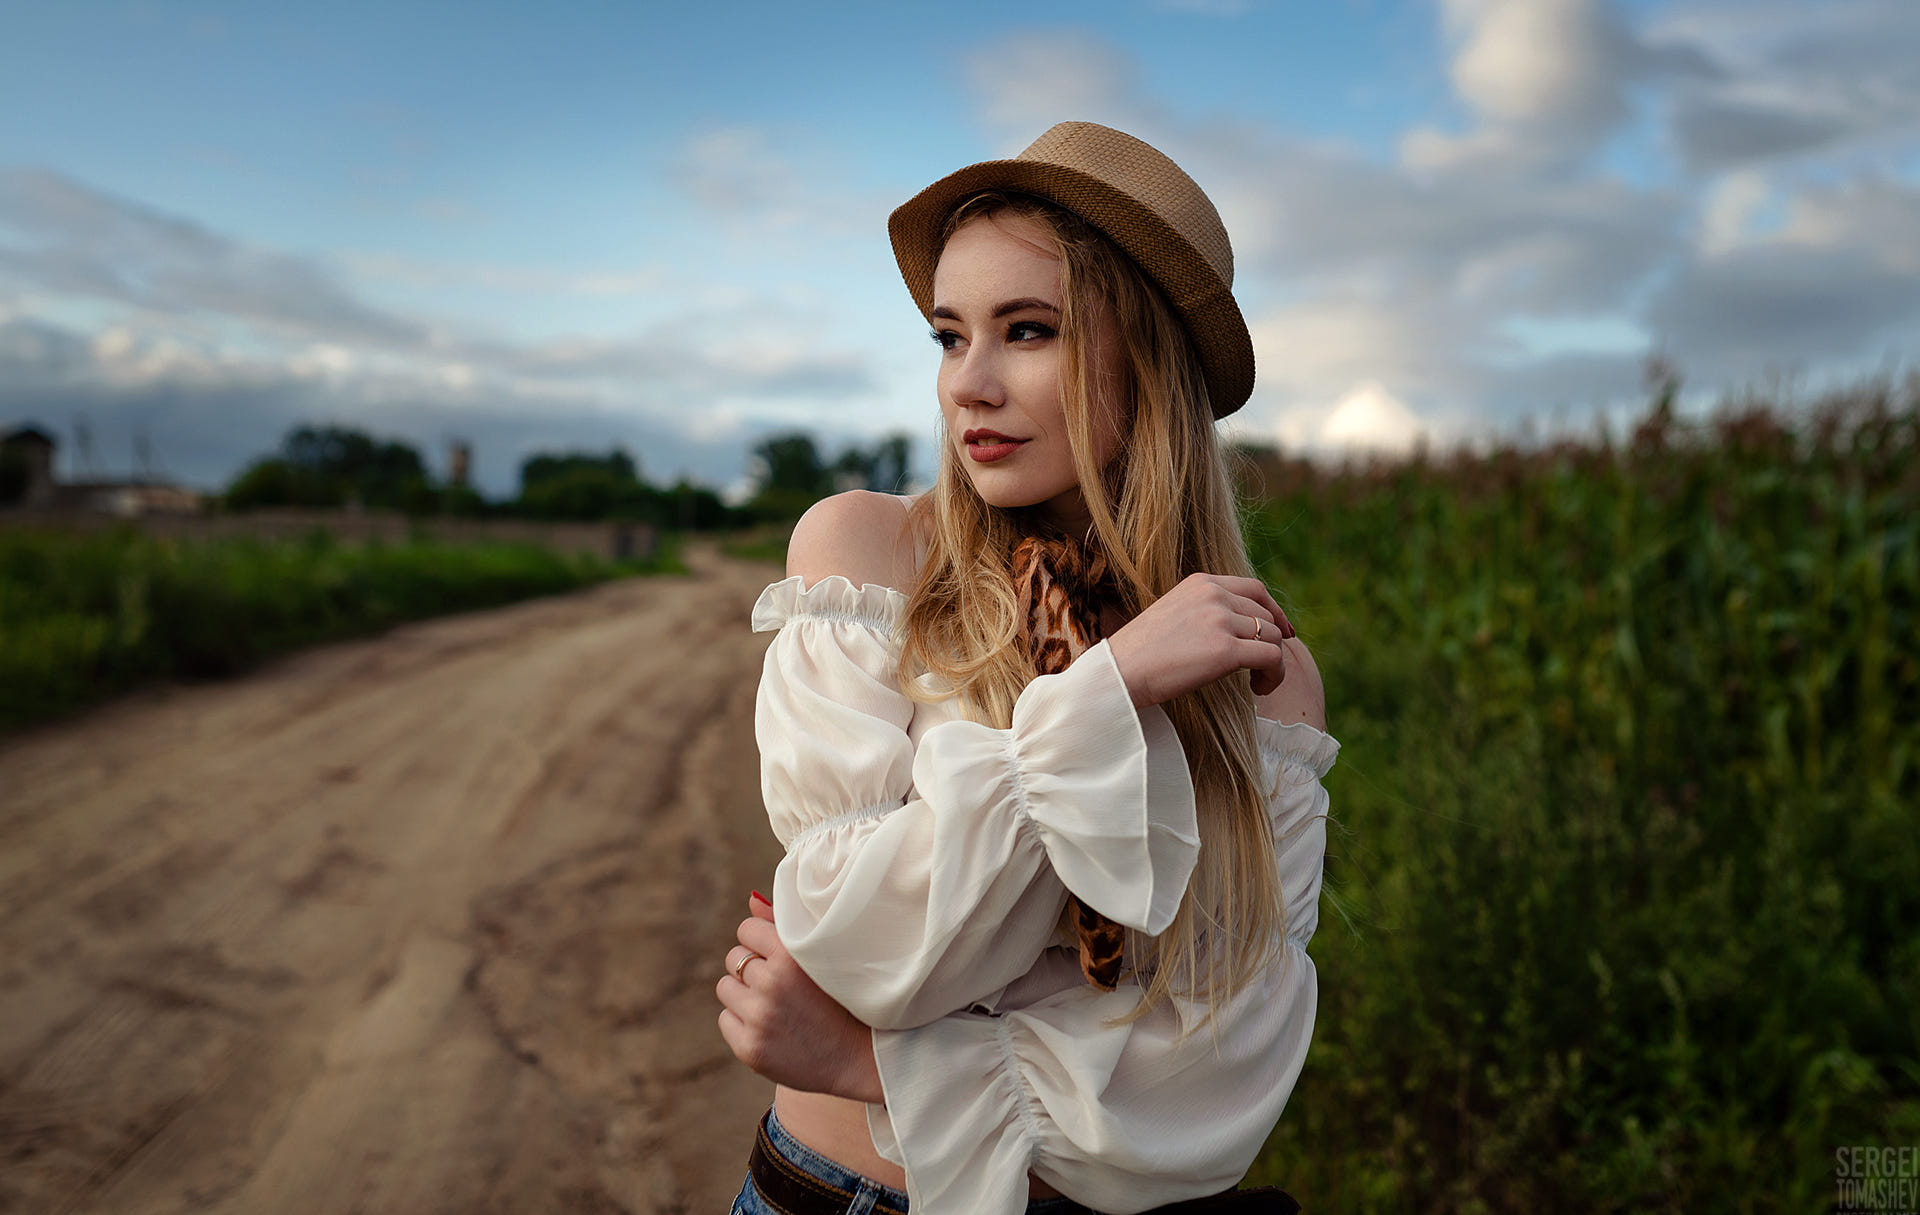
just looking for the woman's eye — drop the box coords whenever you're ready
[1008,321,1056,343]
[930,328,960,351]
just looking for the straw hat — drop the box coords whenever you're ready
[888,121,1254,418]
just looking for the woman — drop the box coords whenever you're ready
[715,122,1336,1215]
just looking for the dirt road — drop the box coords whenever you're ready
[0,547,791,1214]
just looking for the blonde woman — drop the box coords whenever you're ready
[716,123,1336,1215]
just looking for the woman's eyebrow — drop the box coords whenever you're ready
[992,297,1059,319]
[929,298,1061,322]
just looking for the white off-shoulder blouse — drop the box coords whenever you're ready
[753,575,1339,1215]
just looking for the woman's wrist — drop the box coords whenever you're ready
[841,1026,885,1104]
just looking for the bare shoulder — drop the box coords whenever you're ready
[1256,636,1327,733]
[787,490,920,591]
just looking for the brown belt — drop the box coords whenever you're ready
[745,1114,1300,1215]
[746,1114,910,1215]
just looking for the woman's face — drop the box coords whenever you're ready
[931,212,1126,531]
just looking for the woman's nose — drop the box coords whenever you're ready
[945,344,1006,410]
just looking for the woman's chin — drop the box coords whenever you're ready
[961,474,1089,527]
[963,474,1053,512]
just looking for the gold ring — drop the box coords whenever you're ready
[1254,617,1263,641]
[732,949,762,984]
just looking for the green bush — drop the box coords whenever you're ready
[0,528,664,731]
[1246,379,1919,1213]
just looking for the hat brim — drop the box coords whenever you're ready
[888,157,1254,419]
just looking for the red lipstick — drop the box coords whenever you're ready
[964,429,1027,463]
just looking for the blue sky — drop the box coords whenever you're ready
[2,0,1916,495]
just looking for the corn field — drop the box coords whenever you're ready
[1245,377,1919,1212]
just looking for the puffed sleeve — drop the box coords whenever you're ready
[862,720,1339,1215]
[754,575,1201,1030]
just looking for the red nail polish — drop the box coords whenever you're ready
[751,890,770,906]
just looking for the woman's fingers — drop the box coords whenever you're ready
[1219,594,1287,691]
[748,890,774,921]
[715,919,881,1100]
[1108,572,1297,709]
[724,945,759,983]
[721,916,785,1005]
[1222,594,1284,642]
[1217,577,1295,639]
[1248,641,1287,698]
[1218,583,1292,697]
[716,998,770,1072]
[1236,635,1285,692]
[737,916,780,958]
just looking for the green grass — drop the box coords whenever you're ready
[720,523,795,567]
[0,527,674,731]
[1242,379,1919,1212]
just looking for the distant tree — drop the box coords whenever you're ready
[224,458,339,509]
[440,483,489,518]
[506,446,753,529]
[520,449,639,492]
[868,433,912,493]
[284,425,430,508]
[827,434,913,493]
[746,433,831,520]
[516,470,642,521]
[512,448,656,522]
[746,431,914,520]
[831,447,876,492]
[661,479,739,530]
[226,425,434,512]
[754,434,830,496]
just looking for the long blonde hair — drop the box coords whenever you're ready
[900,192,1282,1021]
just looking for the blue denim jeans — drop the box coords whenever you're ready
[729,1105,1094,1214]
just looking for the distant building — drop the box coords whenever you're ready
[1,424,57,506]
[0,422,203,515]
[59,481,206,516]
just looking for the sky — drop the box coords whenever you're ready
[1,0,1916,497]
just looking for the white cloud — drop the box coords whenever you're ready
[1319,381,1428,454]
[1445,0,1632,132]
[1651,0,1920,172]
[0,312,880,496]
[9,4,1919,490]
[286,343,358,381]
[1699,169,1773,255]
[1402,0,1653,172]
[965,34,1148,149]
[0,170,900,493]
[956,16,1916,452]
[1778,176,1920,271]
[1647,174,1920,373]
[0,169,883,407]
[341,251,664,299]
[666,124,890,240]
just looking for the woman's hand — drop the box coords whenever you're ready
[1106,573,1295,708]
[716,894,884,1104]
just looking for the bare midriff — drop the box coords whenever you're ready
[773,1087,1064,1199]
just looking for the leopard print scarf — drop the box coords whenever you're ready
[1012,533,1130,992]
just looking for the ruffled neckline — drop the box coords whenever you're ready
[754,575,1342,775]
[752,575,909,634]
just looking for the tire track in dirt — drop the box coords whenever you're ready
[0,547,788,1214]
